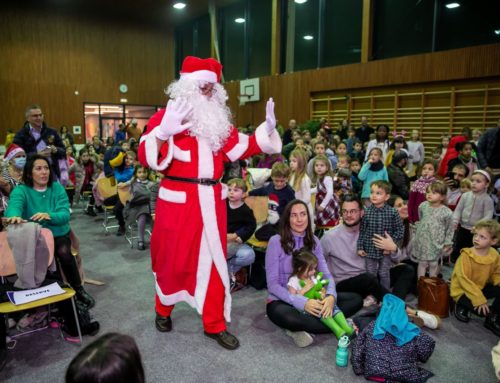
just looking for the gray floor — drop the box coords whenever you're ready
[0,208,498,382]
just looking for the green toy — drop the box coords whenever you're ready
[300,273,354,339]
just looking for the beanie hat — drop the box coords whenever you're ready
[4,144,25,162]
[180,56,223,83]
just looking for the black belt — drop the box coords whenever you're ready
[164,175,220,186]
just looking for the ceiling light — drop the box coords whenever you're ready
[445,2,460,9]
[303,35,313,40]
[235,18,245,23]
[173,2,186,10]
[295,0,308,4]
[495,29,500,35]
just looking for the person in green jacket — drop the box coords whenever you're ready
[4,154,95,308]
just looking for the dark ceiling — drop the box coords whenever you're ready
[5,0,239,29]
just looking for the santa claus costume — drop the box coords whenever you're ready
[138,56,281,349]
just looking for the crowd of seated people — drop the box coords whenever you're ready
[0,108,499,377]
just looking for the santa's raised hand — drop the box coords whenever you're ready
[155,98,193,141]
[265,98,276,136]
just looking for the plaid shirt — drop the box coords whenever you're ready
[357,204,404,259]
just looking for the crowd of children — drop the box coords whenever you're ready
[1,116,500,380]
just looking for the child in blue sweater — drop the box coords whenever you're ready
[358,147,389,206]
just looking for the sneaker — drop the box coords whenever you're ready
[230,279,243,293]
[363,295,377,307]
[415,310,441,329]
[96,206,104,213]
[137,241,145,251]
[285,330,313,347]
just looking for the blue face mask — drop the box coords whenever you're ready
[14,157,26,169]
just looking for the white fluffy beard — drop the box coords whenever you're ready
[166,78,232,153]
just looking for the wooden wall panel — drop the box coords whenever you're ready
[0,8,174,144]
[225,44,500,129]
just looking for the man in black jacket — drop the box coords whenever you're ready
[13,104,66,179]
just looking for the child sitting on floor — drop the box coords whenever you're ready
[450,219,500,336]
[287,249,354,339]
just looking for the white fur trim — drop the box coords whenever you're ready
[180,70,217,83]
[221,183,228,200]
[144,133,174,171]
[197,184,231,322]
[255,122,282,154]
[225,133,249,162]
[198,138,214,178]
[193,230,212,315]
[158,186,186,204]
[173,145,191,162]
[154,273,198,309]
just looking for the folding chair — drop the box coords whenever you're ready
[0,230,82,344]
[96,177,119,233]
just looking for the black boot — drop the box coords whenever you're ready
[75,286,95,309]
[96,206,104,213]
[85,206,97,216]
[454,304,470,323]
[116,225,126,236]
[484,311,500,337]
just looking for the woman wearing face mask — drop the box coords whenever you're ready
[1,144,26,196]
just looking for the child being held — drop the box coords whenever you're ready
[287,249,354,339]
[460,178,472,194]
[249,162,295,241]
[450,219,500,337]
[226,178,257,291]
[357,180,404,289]
[411,181,454,278]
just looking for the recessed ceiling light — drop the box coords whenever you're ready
[495,29,500,35]
[445,2,460,9]
[173,2,186,9]
[235,18,245,23]
[295,0,308,4]
[303,35,313,40]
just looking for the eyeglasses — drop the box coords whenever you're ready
[341,209,359,216]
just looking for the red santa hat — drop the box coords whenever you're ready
[4,144,25,162]
[179,56,223,83]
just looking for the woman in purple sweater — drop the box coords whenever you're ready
[265,199,362,347]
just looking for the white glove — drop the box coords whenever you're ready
[265,97,276,136]
[155,98,193,141]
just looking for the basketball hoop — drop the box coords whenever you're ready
[238,93,250,106]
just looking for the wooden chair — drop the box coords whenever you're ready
[96,177,119,233]
[0,230,82,344]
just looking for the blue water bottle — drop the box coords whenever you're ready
[336,335,350,367]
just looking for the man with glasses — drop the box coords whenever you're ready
[321,194,414,305]
[14,104,66,180]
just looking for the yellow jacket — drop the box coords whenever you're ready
[450,247,500,307]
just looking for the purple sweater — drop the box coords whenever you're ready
[265,233,336,311]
